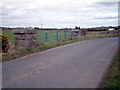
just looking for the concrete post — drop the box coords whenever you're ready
[79,29,87,36]
[14,28,36,49]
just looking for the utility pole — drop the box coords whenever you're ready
[41,24,43,30]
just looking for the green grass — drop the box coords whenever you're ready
[2,31,14,45]
[2,34,118,62]
[1,30,72,44]
[36,30,71,43]
[93,30,119,33]
[100,48,120,89]
[1,30,119,45]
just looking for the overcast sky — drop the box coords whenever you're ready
[0,0,119,28]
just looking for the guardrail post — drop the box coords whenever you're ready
[56,31,59,41]
[70,31,72,38]
[64,31,66,39]
[45,32,48,41]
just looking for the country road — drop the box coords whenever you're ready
[3,37,118,88]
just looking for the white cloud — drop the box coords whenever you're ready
[93,13,118,19]
[0,0,118,28]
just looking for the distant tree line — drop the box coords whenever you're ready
[75,26,80,29]
[1,25,119,31]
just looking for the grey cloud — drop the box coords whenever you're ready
[93,2,118,7]
[95,16,118,19]
[0,10,8,16]
[0,13,8,16]
[0,0,118,28]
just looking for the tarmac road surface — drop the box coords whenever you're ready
[2,37,118,88]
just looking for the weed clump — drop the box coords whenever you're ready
[0,35,9,53]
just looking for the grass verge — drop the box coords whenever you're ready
[2,34,118,62]
[100,48,119,89]
[2,31,15,45]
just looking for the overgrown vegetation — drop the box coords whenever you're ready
[2,34,118,62]
[0,35,9,53]
[2,30,119,45]
[100,48,120,89]
[2,31,14,45]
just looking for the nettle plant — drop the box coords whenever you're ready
[0,35,9,53]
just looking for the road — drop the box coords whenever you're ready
[2,37,118,88]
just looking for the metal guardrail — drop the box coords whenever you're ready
[36,31,78,43]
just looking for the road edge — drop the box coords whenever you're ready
[97,47,118,88]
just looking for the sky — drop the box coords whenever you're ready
[0,0,119,28]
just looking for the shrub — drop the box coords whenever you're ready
[0,35,9,53]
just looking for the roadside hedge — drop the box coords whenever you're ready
[0,35,9,53]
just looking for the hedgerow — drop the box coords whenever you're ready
[0,35,9,53]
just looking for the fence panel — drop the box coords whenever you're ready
[36,31,78,43]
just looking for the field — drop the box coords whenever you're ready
[1,30,73,45]
[1,31,15,45]
[2,30,119,61]
[87,30,119,32]
[36,30,72,43]
[1,30,119,45]
[1,29,119,88]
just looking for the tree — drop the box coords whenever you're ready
[75,26,80,29]
[75,26,78,29]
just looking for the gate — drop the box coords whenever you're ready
[36,31,78,43]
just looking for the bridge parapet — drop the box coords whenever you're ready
[14,29,36,49]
